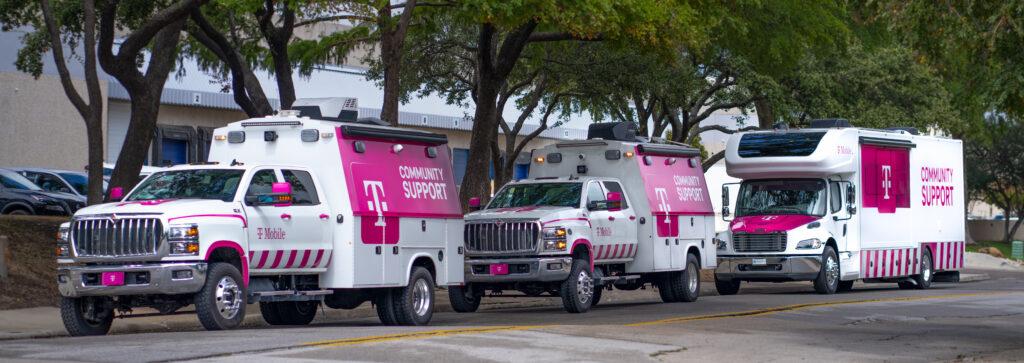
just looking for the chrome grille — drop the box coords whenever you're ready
[464,220,540,255]
[732,232,787,252]
[71,217,162,257]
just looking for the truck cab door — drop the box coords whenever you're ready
[602,181,638,260]
[585,181,614,261]
[827,180,849,251]
[243,168,289,272]
[279,169,333,270]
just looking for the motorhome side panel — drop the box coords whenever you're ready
[334,127,462,288]
[910,138,965,272]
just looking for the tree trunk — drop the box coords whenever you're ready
[271,41,295,109]
[85,117,105,204]
[755,98,775,129]
[459,81,501,209]
[109,91,162,190]
[380,41,402,126]
[1007,213,1024,243]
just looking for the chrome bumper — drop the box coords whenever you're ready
[715,255,821,281]
[465,256,573,283]
[57,262,208,298]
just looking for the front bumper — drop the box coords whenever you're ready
[715,255,821,281]
[57,262,208,298]
[465,256,573,283]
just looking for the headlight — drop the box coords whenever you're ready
[57,225,69,242]
[168,224,200,256]
[714,237,727,250]
[542,227,568,251]
[796,238,822,250]
[56,225,70,257]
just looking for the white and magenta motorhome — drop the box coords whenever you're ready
[714,119,965,295]
[55,99,464,335]
[449,122,716,313]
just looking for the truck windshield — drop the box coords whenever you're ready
[736,179,827,217]
[487,182,582,209]
[126,169,244,202]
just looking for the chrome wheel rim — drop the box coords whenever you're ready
[922,255,932,282]
[825,255,839,288]
[687,263,698,294]
[412,278,431,317]
[577,270,593,304]
[215,276,242,320]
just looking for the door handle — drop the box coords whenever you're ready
[280,213,292,220]
[608,216,616,221]
[629,215,636,221]
[319,213,330,220]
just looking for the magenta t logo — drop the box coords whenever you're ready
[363,180,388,227]
[654,187,671,223]
[881,165,892,200]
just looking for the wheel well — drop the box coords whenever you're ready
[2,203,32,214]
[572,244,591,261]
[208,247,243,275]
[687,246,701,267]
[412,256,436,281]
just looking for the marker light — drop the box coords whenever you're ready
[214,135,227,141]
[393,144,404,153]
[624,151,635,158]
[535,157,545,163]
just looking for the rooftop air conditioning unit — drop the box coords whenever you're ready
[290,97,359,122]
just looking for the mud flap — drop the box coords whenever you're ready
[933,271,960,283]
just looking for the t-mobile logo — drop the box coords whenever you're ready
[881,165,892,200]
[363,180,388,227]
[654,187,671,223]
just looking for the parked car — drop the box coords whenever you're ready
[102,163,166,182]
[13,168,105,199]
[0,168,73,215]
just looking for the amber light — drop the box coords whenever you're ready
[534,157,545,163]
[624,151,635,158]
[186,243,200,254]
[214,135,227,141]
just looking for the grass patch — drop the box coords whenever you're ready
[969,240,1023,261]
[0,215,66,309]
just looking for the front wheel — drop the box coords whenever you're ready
[60,296,113,336]
[813,246,840,294]
[560,259,594,313]
[448,285,481,313]
[715,275,741,296]
[195,263,246,331]
[392,267,435,325]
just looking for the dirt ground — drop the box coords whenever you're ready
[0,216,65,310]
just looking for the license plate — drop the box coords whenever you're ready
[489,264,509,275]
[101,272,125,286]
[751,258,767,266]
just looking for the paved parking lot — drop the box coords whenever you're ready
[1,269,1021,362]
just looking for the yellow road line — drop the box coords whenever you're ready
[302,325,548,348]
[299,291,1018,348]
[625,291,1017,327]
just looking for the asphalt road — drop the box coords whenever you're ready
[1,270,1022,363]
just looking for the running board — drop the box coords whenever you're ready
[596,275,641,285]
[249,289,333,303]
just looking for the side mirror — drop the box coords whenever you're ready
[722,206,731,218]
[846,184,856,215]
[246,182,293,206]
[721,185,730,207]
[606,192,623,212]
[109,187,124,202]
[468,197,482,211]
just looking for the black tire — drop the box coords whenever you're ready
[375,289,399,325]
[59,297,113,336]
[262,301,318,325]
[715,276,741,296]
[560,258,594,313]
[392,267,435,326]
[838,280,855,292]
[913,249,934,290]
[6,208,30,215]
[813,246,840,294]
[660,254,701,303]
[657,276,676,303]
[195,262,246,331]
[448,285,481,313]
[591,286,603,307]
[897,281,916,290]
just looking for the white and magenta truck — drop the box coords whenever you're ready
[714,119,965,295]
[449,123,716,313]
[55,99,464,335]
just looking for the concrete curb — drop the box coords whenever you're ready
[958,273,990,283]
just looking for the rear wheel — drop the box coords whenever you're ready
[560,259,594,313]
[813,246,840,294]
[913,249,934,289]
[60,297,113,336]
[714,276,741,296]
[375,290,398,326]
[392,267,435,326]
[6,208,30,215]
[195,263,246,331]
[448,285,481,313]
[261,301,318,325]
[660,254,701,303]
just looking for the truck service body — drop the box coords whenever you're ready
[451,123,716,313]
[714,124,965,294]
[55,102,464,335]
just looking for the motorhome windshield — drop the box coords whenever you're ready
[487,182,583,209]
[737,131,827,157]
[736,179,827,217]
[126,169,244,202]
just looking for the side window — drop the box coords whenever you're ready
[245,169,278,199]
[830,181,842,213]
[601,181,629,209]
[282,170,320,205]
[38,173,73,194]
[586,182,605,206]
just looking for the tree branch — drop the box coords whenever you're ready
[117,0,203,59]
[702,151,724,170]
[294,14,376,28]
[39,0,87,116]
[527,32,603,42]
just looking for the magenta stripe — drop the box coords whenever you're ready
[284,250,298,269]
[323,252,333,267]
[270,251,284,269]
[613,244,621,259]
[311,250,325,267]
[256,251,270,269]
[299,250,312,268]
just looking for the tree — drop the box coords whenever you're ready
[7,0,105,204]
[966,115,1024,242]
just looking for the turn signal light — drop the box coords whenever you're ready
[186,243,200,254]
[534,157,544,163]
[624,151,635,158]
[214,135,227,141]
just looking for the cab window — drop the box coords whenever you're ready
[33,172,73,194]
[602,181,629,209]
[829,181,842,213]
[282,169,320,205]
[245,169,278,198]
[586,182,605,209]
